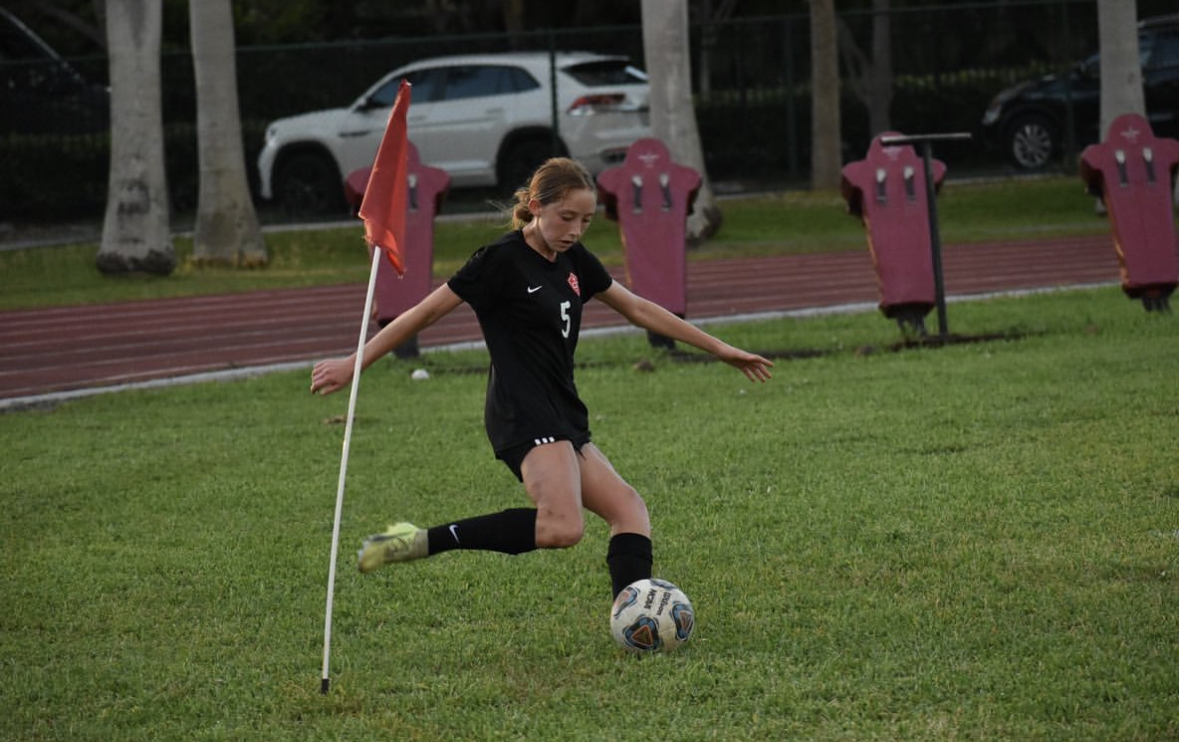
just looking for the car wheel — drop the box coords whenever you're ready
[274,151,345,216]
[1005,115,1056,170]
[498,138,562,191]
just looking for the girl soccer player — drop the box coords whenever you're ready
[310,157,772,598]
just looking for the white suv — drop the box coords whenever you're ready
[257,51,651,214]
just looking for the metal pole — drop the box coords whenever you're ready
[920,141,949,337]
[548,30,560,157]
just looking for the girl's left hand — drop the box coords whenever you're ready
[719,346,774,382]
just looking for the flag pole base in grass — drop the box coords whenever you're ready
[321,678,330,695]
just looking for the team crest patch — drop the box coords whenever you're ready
[567,272,580,296]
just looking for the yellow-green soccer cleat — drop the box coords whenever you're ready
[357,522,428,573]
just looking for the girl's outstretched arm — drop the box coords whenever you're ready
[310,284,464,395]
[596,281,773,382]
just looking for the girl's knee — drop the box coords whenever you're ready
[625,485,647,514]
[604,485,650,535]
[536,509,585,548]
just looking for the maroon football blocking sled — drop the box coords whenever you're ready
[1081,112,1179,311]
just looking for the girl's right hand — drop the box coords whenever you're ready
[310,356,354,396]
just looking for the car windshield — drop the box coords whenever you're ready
[562,60,647,86]
[367,68,445,107]
[0,10,59,61]
[1141,29,1179,68]
[1073,27,1178,77]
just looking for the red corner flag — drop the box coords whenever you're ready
[358,79,412,275]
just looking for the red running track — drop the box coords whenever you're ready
[0,234,1135,402]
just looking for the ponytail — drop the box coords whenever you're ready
[508,157,596,229]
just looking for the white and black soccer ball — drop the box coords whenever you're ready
[609,578,695,653]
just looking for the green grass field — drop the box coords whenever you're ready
[3,286,1177,740]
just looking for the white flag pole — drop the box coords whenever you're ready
[321,246,383,694]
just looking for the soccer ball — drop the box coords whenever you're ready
[610,578,694,653]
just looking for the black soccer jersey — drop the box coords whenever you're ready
[447,230,614,454]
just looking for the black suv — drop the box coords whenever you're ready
[981,14,1179,170]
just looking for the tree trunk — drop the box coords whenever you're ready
[640,0,722,243]
[837,0,892,141]
[190,0,267,267]
[1096,0,1144,137]
[97,0,174,276]
[1095,0,1147,214]
[809,0,842,190]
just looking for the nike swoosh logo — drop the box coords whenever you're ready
[449,524,460,544]
[527,285,542,294]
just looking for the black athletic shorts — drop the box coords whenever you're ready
[496,433,591,482]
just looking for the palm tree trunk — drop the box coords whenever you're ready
[190,0,267,266]
[1096,0,1144,137]
[640,0,723,243]
[809,0,842,190]
[97,0,174,276]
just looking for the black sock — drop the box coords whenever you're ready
[606,533,653,598]
[426,508,538,556]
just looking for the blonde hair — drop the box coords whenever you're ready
[509,157,596,229]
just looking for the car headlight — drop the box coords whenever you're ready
[982,90,1013,126]
[981,81,1034,126]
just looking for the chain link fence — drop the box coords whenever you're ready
[1,0,1167,226]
